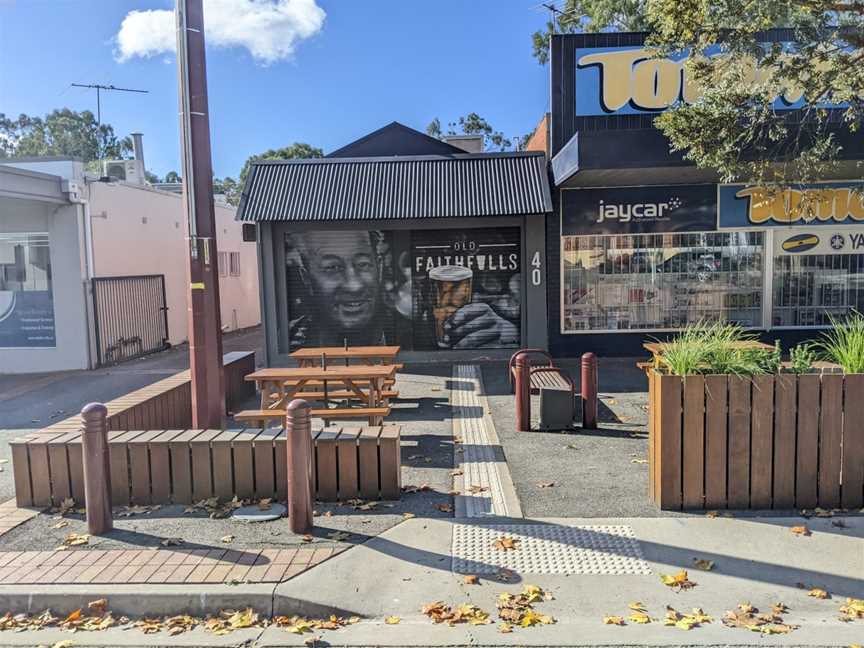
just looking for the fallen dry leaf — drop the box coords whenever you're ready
[402,512,416,519]
[659,569,696,591]
[692,558,715,571]
[808,588,830,599]
[630,458,648,464]
[63,533,89,547]
[327,531,350,542]
[536,482,554,488]
[449,469,464,476]
[220,535,235,544]
[160,537,183,547]
[258,498,272,511]
[839,597,864,621]
[384,615,400,625]
[463,575,479,585]
[52,520,69,529]
[628,611,651,624]
[87,598,108,615]
[499,622,513,633]
[467,485,488,494]
[791,525,811,536]
[493,536,519,551]
[301,534,314,543]
[603,615,626,625]
[705,510,719,518]
[434,503,453,513]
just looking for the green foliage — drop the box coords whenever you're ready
[813,310,864,374]
[658,321,778,376]
[788,342,817,374]
[238,143,323,187]
[0,109,131,162]
[425,113,513,151]
[530,0,650,64]
[646,0,864,187]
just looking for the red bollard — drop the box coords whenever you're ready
[581,352,598,430]
[80,403,113,535]
[285,399,314,534]
[514,352,532,432]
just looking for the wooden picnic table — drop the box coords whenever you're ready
[245,365,398,417]
[289,345,400,367]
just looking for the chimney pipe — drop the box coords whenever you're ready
[131,133,145,168]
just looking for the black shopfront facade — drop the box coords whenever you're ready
[237,123,553,365]
[546,31,864,357]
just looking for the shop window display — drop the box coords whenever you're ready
[772,253,864,327]
[561,232,764,332]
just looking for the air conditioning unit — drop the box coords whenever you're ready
[102,159,145,185]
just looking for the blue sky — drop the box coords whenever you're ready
[0,1,551,179]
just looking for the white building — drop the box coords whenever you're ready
[0,156,259,373]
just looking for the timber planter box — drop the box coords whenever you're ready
[648,371,864,511]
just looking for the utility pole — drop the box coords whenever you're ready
[70,83,148,125]
[176,0,225,428]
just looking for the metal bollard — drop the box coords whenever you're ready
[581,352,598,430]
[285,399,314,534]
[80,403,113,535]
[514,352,532,432]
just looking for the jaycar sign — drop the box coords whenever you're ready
[561,185,717,235]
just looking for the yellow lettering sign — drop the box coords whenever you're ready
[577,47,811,113]
[736,186,864,224]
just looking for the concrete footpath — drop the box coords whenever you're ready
[0,514,860,646]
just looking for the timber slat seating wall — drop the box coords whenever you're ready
[12,425,401,507]
[649,372,864,511]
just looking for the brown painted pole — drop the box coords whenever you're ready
[176,0,225,428]
[581,352,598,430]
[514,352,531,432]
[285,399,314,534]
[80,403,113,535]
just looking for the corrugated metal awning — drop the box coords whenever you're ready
[236,152,552,222]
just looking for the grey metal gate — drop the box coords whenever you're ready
[91,275,169,366]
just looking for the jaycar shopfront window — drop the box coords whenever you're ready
[560,185,765,333]
[561,232,764,332]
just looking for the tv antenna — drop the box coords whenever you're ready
[70,83,149,124]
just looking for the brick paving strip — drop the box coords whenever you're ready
[0,545,343,585]
[0,500,40,537]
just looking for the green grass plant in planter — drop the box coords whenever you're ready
[788,342,817,374]
[656,321,778,376]
[814,310,864,374]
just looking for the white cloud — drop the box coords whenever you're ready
[115,0,326,65]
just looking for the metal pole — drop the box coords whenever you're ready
[80,403,113,535]
[514,352,531,432]
[176,0,225,428]
[285,400,314,534]
[581,352,598,430]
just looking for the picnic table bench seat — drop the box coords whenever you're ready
[268,389,399,402]
[235,406,392,427]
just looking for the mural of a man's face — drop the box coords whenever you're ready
[300,231,380,331]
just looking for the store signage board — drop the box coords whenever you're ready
[772,228,864,256]
[561,185,717,235]
[719,182,864,228]
[574,45,836,117]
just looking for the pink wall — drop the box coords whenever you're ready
[88,181,260,346]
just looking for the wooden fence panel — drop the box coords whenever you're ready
[818,374,843,508]
[128,430,165,504]
[727,376,752,509]
[750,375,774,509]
[168,429,202,504]
[253,428,281,499]
[648,371,656,502]
[315,428,340,501]
[191,430,222,501]
[379,425,402,500]
[656,375,682,510]
[337,428,361,500]
[47,431,79,506]
[211,430,240,500]
[704,375,728,509]
[773,374,797,509]
[231,429,260,499]
[27,434,56,507]
[796,374,820,509]
[358,427,380,499]
[148,430,184,503]
[11,441,33,507]
[681,376,705,509]
[842,374,864,508]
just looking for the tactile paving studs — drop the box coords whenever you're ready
[452,524,652,575]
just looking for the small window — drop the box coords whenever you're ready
[217,251,228,277]
[229,251,241,277]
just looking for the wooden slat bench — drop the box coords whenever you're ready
[11,425,401,506]
[268,390,399,403]
[507,349,573,393]
[236,407,392,427]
